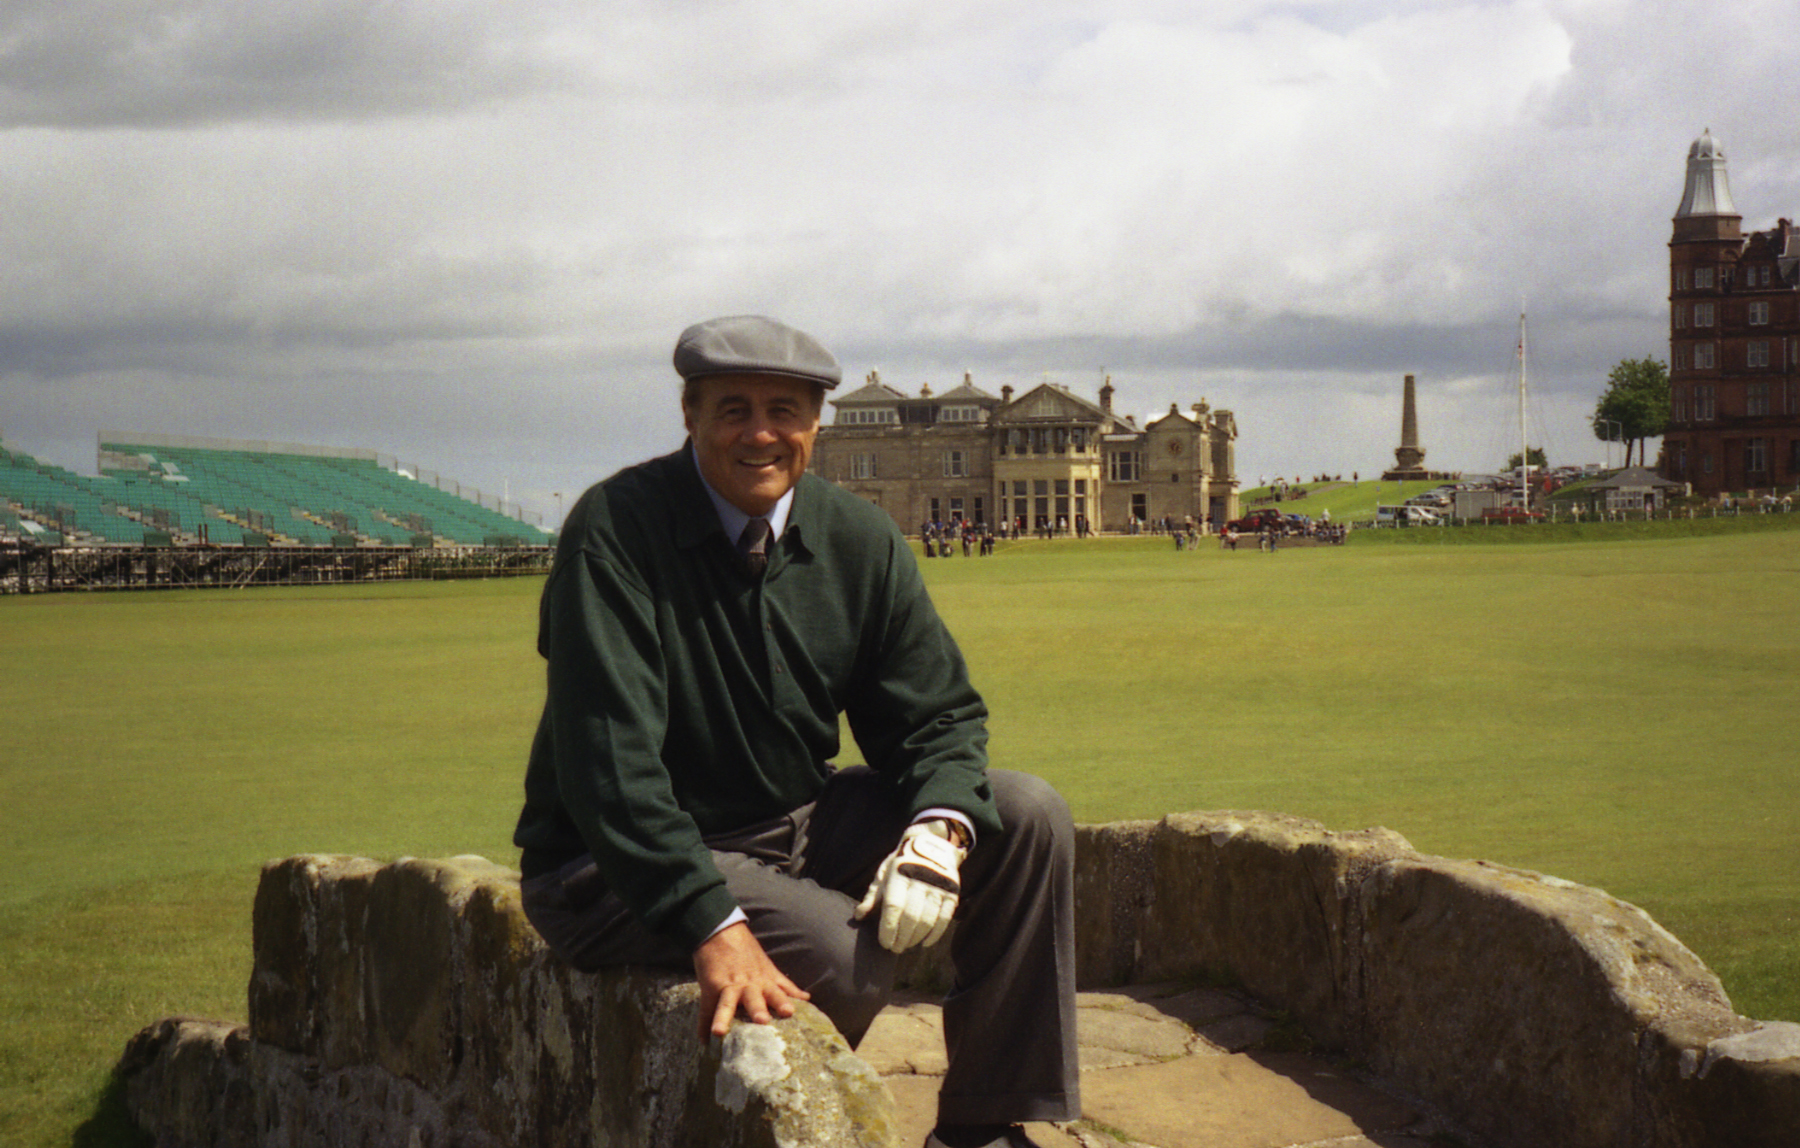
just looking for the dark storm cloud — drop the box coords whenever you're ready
[0,0,572,129]
[836,306,1652,401]
[6,0,1800,511]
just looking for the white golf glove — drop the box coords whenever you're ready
[853,820,968,953]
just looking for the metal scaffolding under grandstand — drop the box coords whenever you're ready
[1,541,551,594]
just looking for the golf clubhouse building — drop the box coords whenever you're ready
[808,372,1240,534]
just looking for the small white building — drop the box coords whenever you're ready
[1583,466,1686,512]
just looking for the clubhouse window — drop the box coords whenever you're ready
[1693,343,1715,370]
[1695,384,1716,421]
[851,453,877,480]
[942,450,967,478]
[1693,302,1715,327]
[1747,438,1768,475]
[1695,267,1715,289]
[1749,342,1770,369]
[1749,301,1771,326]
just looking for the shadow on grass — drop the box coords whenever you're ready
[71,1072,153,1148]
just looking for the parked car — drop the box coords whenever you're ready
[1481,506,1543,523]
[1227,508,1284,532]
[1375,504,1441,527]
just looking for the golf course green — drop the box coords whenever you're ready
[3,518,1795,1145]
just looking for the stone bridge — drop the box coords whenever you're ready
[120,811,1800,1146]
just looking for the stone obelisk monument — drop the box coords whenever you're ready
[1382,373,1430,480]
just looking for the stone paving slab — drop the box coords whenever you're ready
[859,984,1451,1148]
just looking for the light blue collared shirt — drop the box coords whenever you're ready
[692,444,793,551]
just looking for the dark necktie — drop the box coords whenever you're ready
[736,517,771,578]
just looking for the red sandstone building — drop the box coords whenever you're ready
[1663,130,1800,497]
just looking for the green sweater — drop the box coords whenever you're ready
[513,446,998,949]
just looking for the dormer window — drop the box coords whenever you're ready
[838,408,897,425]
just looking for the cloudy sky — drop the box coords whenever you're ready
[5,0,1799,525]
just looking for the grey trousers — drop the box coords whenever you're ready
[519,767,1080,1126]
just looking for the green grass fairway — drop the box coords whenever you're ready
[4,531,1798,1145]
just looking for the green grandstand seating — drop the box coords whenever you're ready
[0,449,149,543]
[83,439,546,548]
[2,438,547,548]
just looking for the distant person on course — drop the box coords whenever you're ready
[512,315,1079,1148]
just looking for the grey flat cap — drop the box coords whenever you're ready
[673,315,841,389]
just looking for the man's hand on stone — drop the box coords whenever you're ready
[854,820,967,953]
[691,922,811,1041]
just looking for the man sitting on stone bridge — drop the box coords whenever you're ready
[512,315,1079,1148]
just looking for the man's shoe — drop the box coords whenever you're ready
[922,1134,1040,1148]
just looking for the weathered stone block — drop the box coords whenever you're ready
[1675,1023,1800,1148]
[135,854,902,1147]
[1136,811,1411,1045]
[689,1003,901,1147]
[1358,856,1747,1148]
[249,854,382,1062]
[119,1018,256,1148]
[1071,819,1156,988]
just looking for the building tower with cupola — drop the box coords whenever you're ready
[1662,130,1800,496]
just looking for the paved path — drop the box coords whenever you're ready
[857,983,1459,1148]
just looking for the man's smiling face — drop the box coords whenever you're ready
[683,374,823,517]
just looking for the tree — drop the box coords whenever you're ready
[1592,357,1670,468]
[1505,446,1548,472]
